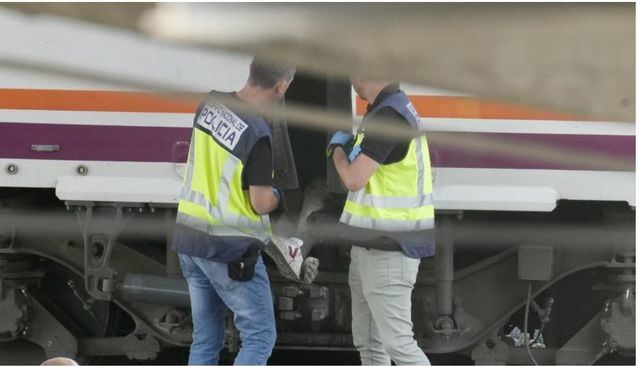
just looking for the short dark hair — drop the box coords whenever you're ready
[248,57,296,89]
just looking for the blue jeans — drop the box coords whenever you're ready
[178,253,277,365]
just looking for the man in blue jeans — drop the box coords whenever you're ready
[172,58,296,365]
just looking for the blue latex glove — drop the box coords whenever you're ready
[348,145,362,162]
[326,131,353,157]
[329,131,353,147]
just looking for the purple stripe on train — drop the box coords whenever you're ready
[427,132,635,171]
[0,123,191,163]
[0,123,635,171]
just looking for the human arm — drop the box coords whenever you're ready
[332,147,380,192]
[249,186,280,215]
[332,108,410,192]
[244,138,281,215]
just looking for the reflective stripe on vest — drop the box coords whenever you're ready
[176,102,272,243]
[339,91,434,233]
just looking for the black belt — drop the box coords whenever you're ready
[353,237,402,252]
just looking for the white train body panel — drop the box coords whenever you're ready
[0,8,635,211]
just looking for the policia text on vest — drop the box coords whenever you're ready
[200,102,249,151]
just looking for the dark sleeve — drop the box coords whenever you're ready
[359,108,411,164]
[243,137,273,187]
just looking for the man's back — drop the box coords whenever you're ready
[173,91,274,263]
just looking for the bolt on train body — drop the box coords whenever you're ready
[0,8,634,365]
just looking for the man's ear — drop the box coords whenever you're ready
[274,79,291,97]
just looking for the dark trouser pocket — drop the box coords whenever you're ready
[228,243,260,281]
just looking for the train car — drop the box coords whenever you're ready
[0,8,634,365]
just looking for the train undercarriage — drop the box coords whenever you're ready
[0,187,634,365]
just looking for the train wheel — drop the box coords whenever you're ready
[0,256,124,364]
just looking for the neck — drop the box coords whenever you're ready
[365,82,391,104]
[236,85,271,107]
[366,87,383,105]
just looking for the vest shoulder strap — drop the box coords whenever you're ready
[366,91,420,128]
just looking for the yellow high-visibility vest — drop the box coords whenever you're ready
[340,91,435,235]
[176,95,273,243]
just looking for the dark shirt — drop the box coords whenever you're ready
[359,83,411,165]
[243,137,273,187]
[171,93,273,263]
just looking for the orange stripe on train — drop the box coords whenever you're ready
[355,95,584,121]
[0,88,583,121]
[0,88,201,113]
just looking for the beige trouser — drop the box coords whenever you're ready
[349,246,430,366]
